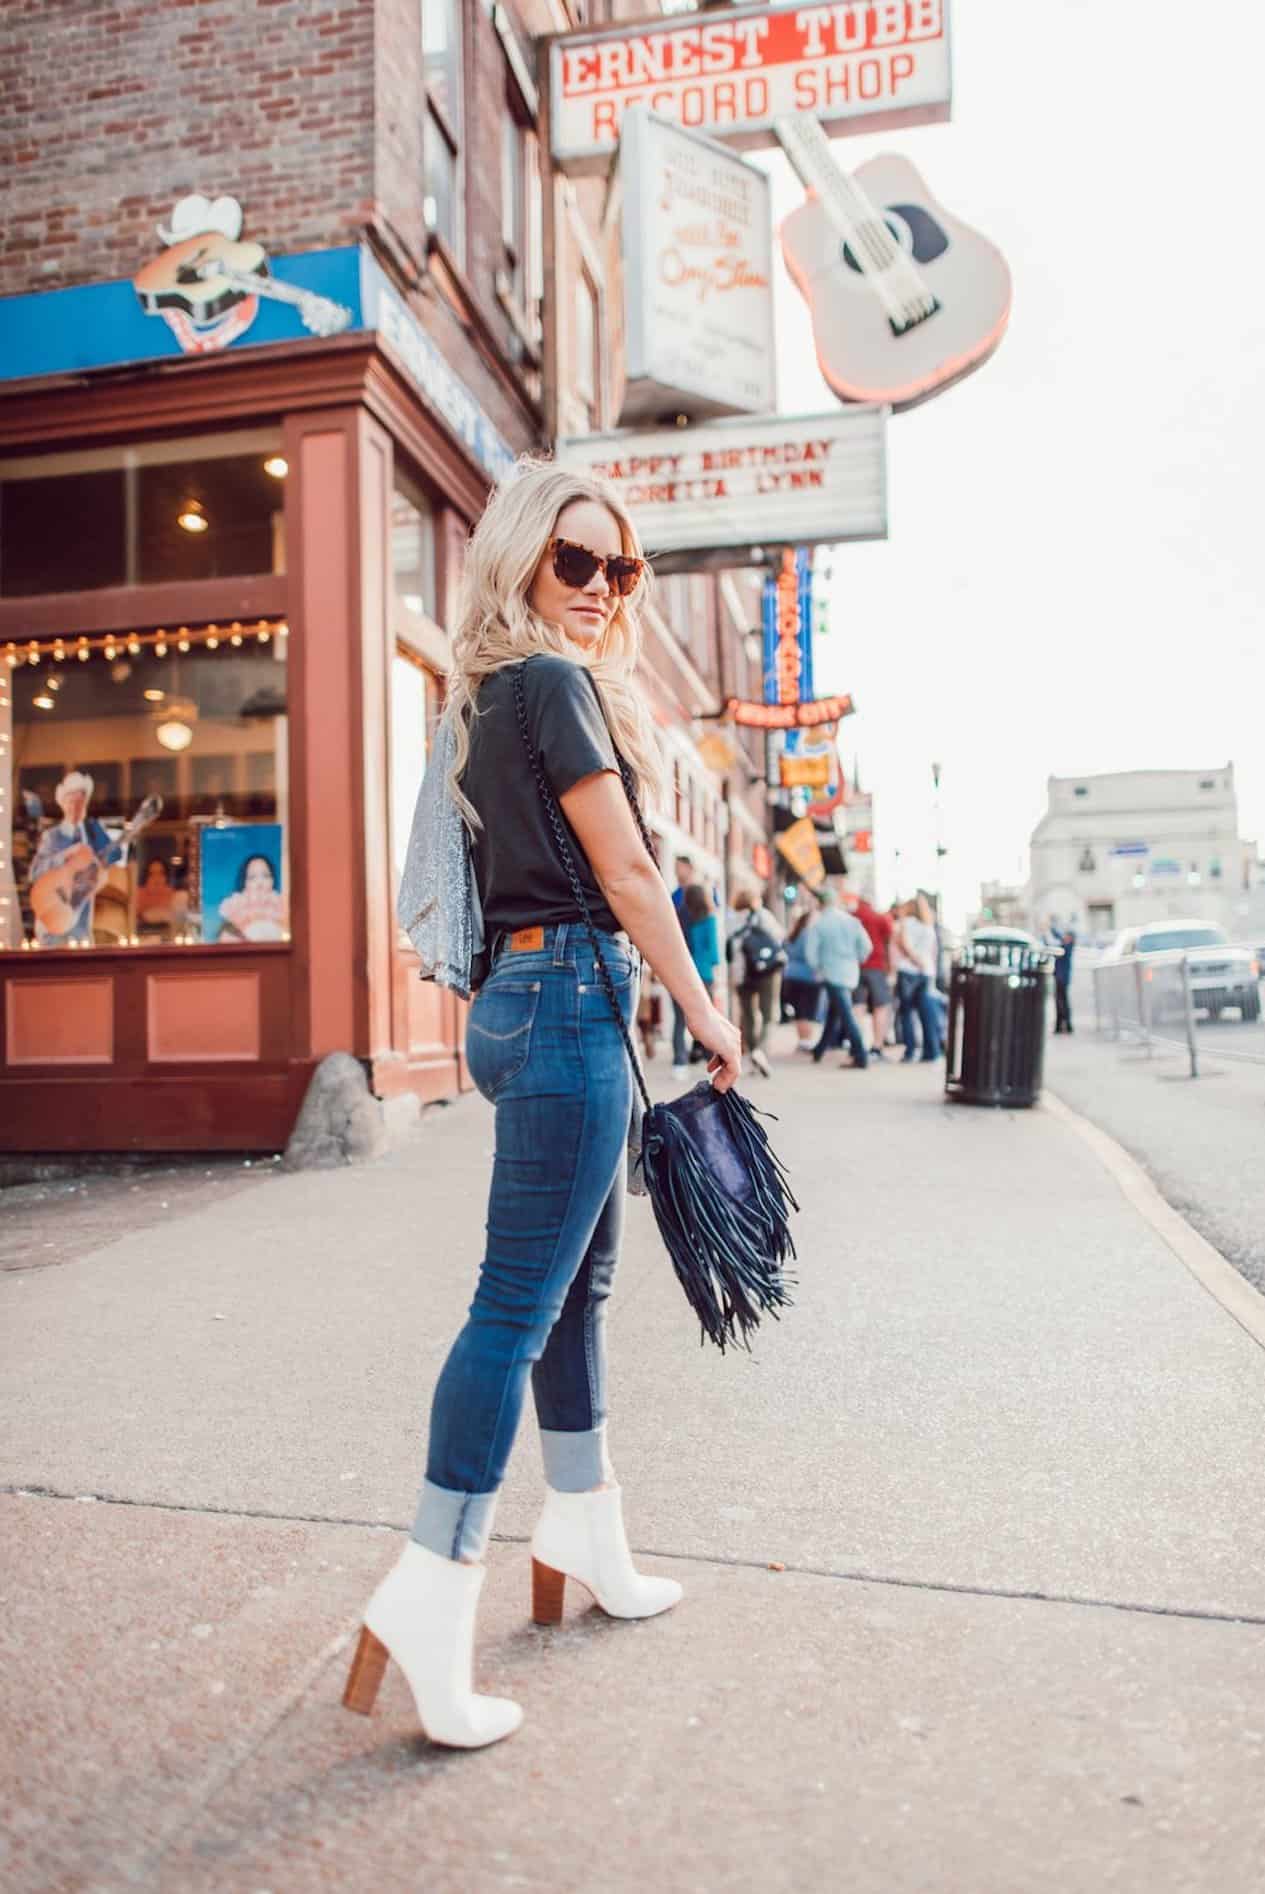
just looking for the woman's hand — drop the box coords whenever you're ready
[684,1002,743,1092]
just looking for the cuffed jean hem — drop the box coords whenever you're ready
[539,1423,613,1493]
[411,1478,500,1563]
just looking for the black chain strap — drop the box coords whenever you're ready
[511,662,655,1115]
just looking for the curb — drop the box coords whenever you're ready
[1043,1089,1265,1354]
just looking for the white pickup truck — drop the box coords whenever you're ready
[1111,920,1261,1022]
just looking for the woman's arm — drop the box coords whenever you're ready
[560,771,741,1088]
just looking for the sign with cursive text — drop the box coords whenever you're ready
[558,407,886,569]
[550,0,952,174]
[619,109,774,422]
[728,694,855,729]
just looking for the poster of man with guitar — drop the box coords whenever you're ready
[132,193,352,355]
[28,772,161,946]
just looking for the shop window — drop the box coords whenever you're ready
[423,0,464,258]
[391,474,437,623]
[3,620,289,951]
[0,433,286,597]
[390,645,429,886]
[500,94,542,342]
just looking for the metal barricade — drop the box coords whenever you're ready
[945,941,1054,1108]
[1093,950,1203,1076]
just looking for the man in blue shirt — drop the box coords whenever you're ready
[805,885,873,1068]
[1049,919,1076,1033]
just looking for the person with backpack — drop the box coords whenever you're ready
[727,888,787,1077]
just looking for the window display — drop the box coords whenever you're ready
[2,619,288,951]
[0,430,286,596]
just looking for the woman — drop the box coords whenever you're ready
[217,853,287,942]
[344,463,742,1750]
[892,892,943,1063]
[682,881,721,1066]
[780,908,822,1053]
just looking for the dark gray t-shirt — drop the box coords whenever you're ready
[464,655,623,936]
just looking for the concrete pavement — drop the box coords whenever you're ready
[3,1032,1265,1891]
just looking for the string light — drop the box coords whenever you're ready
[2,619,288,666]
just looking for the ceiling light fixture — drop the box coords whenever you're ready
[143,688,166,703]
[177,498,209,533]
[33,692,55,711]
[153,695,198,753]
[263,456,288,479]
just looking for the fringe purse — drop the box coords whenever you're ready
[511,664,797,1354]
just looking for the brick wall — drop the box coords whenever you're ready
[0,0,376,296]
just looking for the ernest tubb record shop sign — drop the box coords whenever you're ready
[549,0,952,173]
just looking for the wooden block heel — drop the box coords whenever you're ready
[342,1625,389,1715]
[531,1557,566,1625]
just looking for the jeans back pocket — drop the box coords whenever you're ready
[466,980,542,1101]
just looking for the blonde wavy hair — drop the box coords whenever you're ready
[446,457,662,829]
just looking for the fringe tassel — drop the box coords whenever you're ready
[640,1089,797,1354]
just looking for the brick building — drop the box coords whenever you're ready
[0,0,772,1152]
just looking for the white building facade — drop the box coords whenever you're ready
[1028,765,1253,941]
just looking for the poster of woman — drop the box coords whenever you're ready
[199,823,287,942]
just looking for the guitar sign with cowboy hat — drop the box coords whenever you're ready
[132,193,353,355]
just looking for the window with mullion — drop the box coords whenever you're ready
[422,0,464,259]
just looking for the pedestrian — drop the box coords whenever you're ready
[780,906,823,1054]
[349,461,742,1749]
[727,887,787,1076]
[842,883,894,1060]
[1049,918,1076,1033]
[804,884,872,1068]
[669,854,695,1078]
[683,881,722,1066]
[892,893,943,1062]
[636,970,663,1061]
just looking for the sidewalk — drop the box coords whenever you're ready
[4,1033,1265,1891]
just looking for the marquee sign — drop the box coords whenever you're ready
[618,109,775,423]
[558,407,886,569]
[727,694,854,729]
[550,0,952,174]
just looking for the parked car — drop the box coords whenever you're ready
[1106,921,1260,1022]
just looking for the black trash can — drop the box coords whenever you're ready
[945,941,1053,1108]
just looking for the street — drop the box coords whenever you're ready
[1047,969,1265,1296]
[5,1032,1265,1891]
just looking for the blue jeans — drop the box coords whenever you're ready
[813,981,868,1066]
[897,971,943,1060]
[414,924,636,1563]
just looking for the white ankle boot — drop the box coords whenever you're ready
[531,1484,683,1623]
[342,1542,522,1749]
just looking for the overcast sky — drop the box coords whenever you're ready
[750,0,1264,927]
